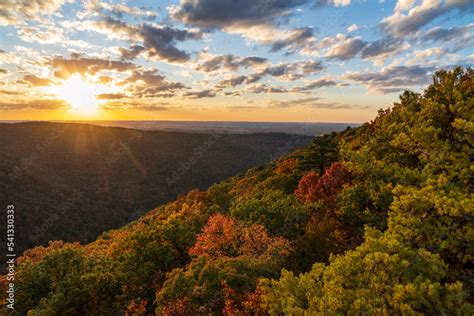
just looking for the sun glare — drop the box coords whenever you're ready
[49,75,101,115]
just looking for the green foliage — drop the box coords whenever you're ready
[15,246,122,315]
[263,67,474,314]
[263,229,471,315]
[230,189,309,239]
[298,132,339,174]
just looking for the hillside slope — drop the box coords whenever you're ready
[3,67,473,314]
[0,123,312,255]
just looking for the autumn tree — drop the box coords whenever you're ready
[156,214,290,314]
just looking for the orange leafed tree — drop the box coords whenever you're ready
[189,213,290,259]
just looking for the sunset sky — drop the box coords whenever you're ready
[0,0,472,122]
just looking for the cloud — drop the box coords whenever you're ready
[170,0,309,30]
[315,0,352,7]
[325,34,366,60]
[346,24,360,33]
[268,97,353,109]
[0,0,66,25]
[196,54,267,72]
[0,99,67,110]
[308,34,409,63]
[132,105,173,111]
[259,60,325,80]
[0,89,23,95]
[118,69,186,98]
[290,78,338,92]
[18,25,62,44]
[217,60,325,88]
[101,101,174,111]
[96,93,127,100]
[394,0,417,12]
[0,68,8,75]
[22,75,53,86]
[218,75,249,88]
[269,27,315,53]
[246,84,288,94]
[98,76,113,84]
[93,17,202,63]
[49,54,137,79]
[170,1,323,54]
[138,24,202,62]
[344,65,434,94]
[81,1,157,20]
[418,23,474,51]
[381,0,473,37]
[0,49,19,64]
[360,38,404,59]
[184,89,217,98]
[118,45,145,60]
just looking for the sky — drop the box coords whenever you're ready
[0,0,472,122]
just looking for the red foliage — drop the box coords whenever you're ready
[189,214,290,259]
[294,171,321,204]
[295,162,351,204]
[189,213,238,258]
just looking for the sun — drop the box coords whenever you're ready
[49,75,101,115]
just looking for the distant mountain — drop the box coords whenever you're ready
[1,120,358,136]
[0,122,312,255]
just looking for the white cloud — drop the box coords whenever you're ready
[346,24,360,32]
[381,0,472,37]
[394,0,417,12]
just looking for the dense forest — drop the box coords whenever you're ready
[2,67,472,314]
[0,124,311,256]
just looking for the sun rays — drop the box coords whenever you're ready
[47,75,102,116]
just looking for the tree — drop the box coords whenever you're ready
[156,214,291,314]
[295,162,351,205]
[264,67,474,314]
[298,132,339,174]
[230,190,309,240]
[262,229,472,315]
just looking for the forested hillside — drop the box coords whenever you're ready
[3,67,472,314]
[0,124,311,256]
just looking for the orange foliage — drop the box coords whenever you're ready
[274,158,298,175]
[189,214,290,259]
[240,281,269,316]
[159,298,192,316]
[126,299,147,315]
[222,280,269,316]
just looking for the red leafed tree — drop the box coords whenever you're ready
[295,162,351,204]
[188,213,238,258]
[189,213,290,259]
[294,171,321,204]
